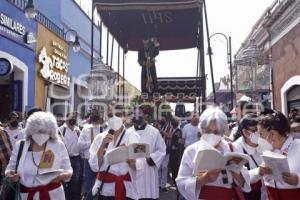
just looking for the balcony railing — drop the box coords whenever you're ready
[7,0,65,38]
[36,12,65,38]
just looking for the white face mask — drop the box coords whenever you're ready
[248,132,259,144]
[32,134,50,146]
[201,133,222,147]
[258,136,273,152]
[108,116,123,131]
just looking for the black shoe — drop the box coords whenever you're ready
[162,187,168,193]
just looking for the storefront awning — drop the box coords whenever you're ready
[94,0,203,51]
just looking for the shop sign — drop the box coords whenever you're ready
[0,12,25,36]
[0,11,36,45]
[38,41,70,87]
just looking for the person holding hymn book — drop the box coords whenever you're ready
[231,114,267,200]
[127,107,166,200]
[258,111,300,200]
[6,112,73,200]
[89,115,139,200]
[176,107,251,200]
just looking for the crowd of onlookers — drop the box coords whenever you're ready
[0,102,300,200]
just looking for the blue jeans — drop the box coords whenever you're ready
[83,159,97,200]
[65,156,81,200]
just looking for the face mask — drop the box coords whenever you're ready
[32,134,50,146]
[247,132,259,144]
[258,136,273,152]
[10,120,19,128]
[90,115,100,123]
[201,133,222,147]
[132,117,144,126]
[68,119,77,126]
[108,116,123,131]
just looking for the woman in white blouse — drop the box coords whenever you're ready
[5,111,73,200]
[176,107,250,200]
[232,114,266,200]
[258,111,300,200]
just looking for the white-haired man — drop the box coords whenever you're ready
[176,107,250,200]
[5,111,72,199]
[89,115,139,200]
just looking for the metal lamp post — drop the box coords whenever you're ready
[65,29,81,52]
[208,33,234,109]
[234,40,270,101]
[24,0,37,19]
[87,59,116,106]
[88,3,116,113]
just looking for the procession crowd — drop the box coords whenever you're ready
[0,101,300,200]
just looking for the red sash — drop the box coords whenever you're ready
[20,182,61,200]
[267,186,300,200]
[199,185,234,200]
[97,171,131,200]
[251,180,262,191]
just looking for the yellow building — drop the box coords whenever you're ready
[35,23,70,117]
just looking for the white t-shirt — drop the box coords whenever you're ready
[182,123,199,147]
[4,127,24,148]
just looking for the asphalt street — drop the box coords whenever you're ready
[159,182,178,200]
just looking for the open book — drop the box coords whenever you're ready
[105,143,150,165]
[39,169,64,175]
[38,169,63,180]
[193,148,250,176]
[261,151,290,182]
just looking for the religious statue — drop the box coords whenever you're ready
[138,37,160,94]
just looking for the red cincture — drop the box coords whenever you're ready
[20,182,61,200]
[97,171,131,200]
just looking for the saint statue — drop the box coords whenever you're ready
[138,37,160,94]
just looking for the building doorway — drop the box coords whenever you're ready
[287,85,300,113]
[0,81,13,122]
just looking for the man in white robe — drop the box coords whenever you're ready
[127,108,166,200]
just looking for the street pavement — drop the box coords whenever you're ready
[159,182,178,200]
